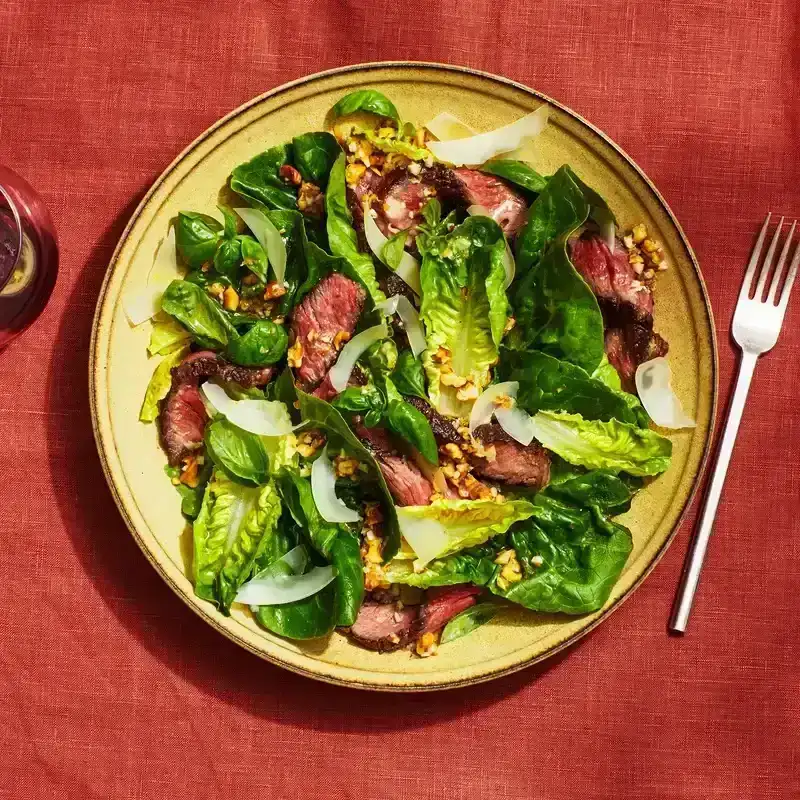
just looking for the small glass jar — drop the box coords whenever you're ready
[0,165,58,350]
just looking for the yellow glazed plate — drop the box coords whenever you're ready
[90,63,717,691]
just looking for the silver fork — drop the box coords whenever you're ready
[670,213,800,633]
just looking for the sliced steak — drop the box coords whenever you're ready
[346,601,418,652]
[569,232,669,390]
[419,585,483,635]
[161,383,208,466]
[355,423,433,506]
[452,168,528,235]
[405,396,461,445]
[290,273,366,391]
[471,424,551,489]
[160,351,274,466]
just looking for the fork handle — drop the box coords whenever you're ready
[669,349,759,633]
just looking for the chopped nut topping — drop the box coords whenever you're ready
[456,383,479,402]
[503,316,516,334]
[443,443,463,460]
[222,286,239,311]
[333,330,351,350]
[408,162,422,176]
[334,455,360,478]
[264,281,287,300]
[415,631,439,658]
[431,346,451,364]
[631,223,648,244]
[531,555,544,567]
[208,282,225,301]
[441,372,467,388]
[180,455,200,488]
[287,339,304,368]
[493,393,514,410]
[297,181,324,217]
[296,430,325,458]
[345,162,367,186]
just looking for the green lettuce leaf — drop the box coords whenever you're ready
[291,132,341,186]
[481,159,548,193]
[509,165,605,372]
[139,345,188,423]
[148,313,190,356]
[325,153,384,303]
[419,215,509,417]
[216,481,282,613]
[230,144,297,211]
[499,349,647,427]
[295,389,401,559]
[499,494,632,613]
[329,90,400,123]
[253,509,338,639]
[397,498,535,566]
[529,410,672,476]
[388,472,634,614]
[192,472,260,603]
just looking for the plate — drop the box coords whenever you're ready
[90,62,717,691]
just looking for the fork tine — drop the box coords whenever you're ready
[777,233,800,313]
[767,220,797,304]
[754,216,784,299]
[740,213,772,300]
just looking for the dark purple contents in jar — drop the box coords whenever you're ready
[0,209,20,290]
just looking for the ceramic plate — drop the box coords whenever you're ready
[90,62,717,691]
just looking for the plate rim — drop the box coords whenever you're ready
[89,61,719,692]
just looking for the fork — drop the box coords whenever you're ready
[669,213,800,633]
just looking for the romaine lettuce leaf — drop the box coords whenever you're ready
[419,215,509,418]
[396,498,535,568]
[148,313,190,356]
[192,472,260,603]
[529,410,672,476]
[325,153,384,303]
[216,481,282,613]
[139,345,188,423]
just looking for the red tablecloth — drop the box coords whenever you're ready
[1,1,799,797]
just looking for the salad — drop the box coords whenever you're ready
[127,90,693,657]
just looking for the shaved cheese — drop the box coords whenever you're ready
[466,205,516,288]
[123,226,179,326]
[469,381,519,438]
[363,202,421,295]
[426,106,550,167]
[236,565,337,606]
[377,295,427,357]
[201,382,296,436]
[311,446,360,523]
[601,219,616,253]
[635,357,696,429]
[234,207,287,284]
[396,509,451,568]
[424,112,476,141]
[328,322,388,393]
[494,405,536,446]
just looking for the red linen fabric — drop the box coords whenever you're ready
[1,1,799,797]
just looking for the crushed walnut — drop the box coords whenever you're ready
[296,430,325,458]
[287,339,304,368]
[624,222,668,279]
[297,181,324,217]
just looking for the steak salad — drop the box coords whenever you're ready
[128,91,694,657]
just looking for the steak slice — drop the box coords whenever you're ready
[355,423,433,506]
[419,585,482,635]
[290,273,366,391]
[569,232,669,390]
[160,351,275,466]
[346,601,419,652]
[452,168,528,235]
[471,424,551,489]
